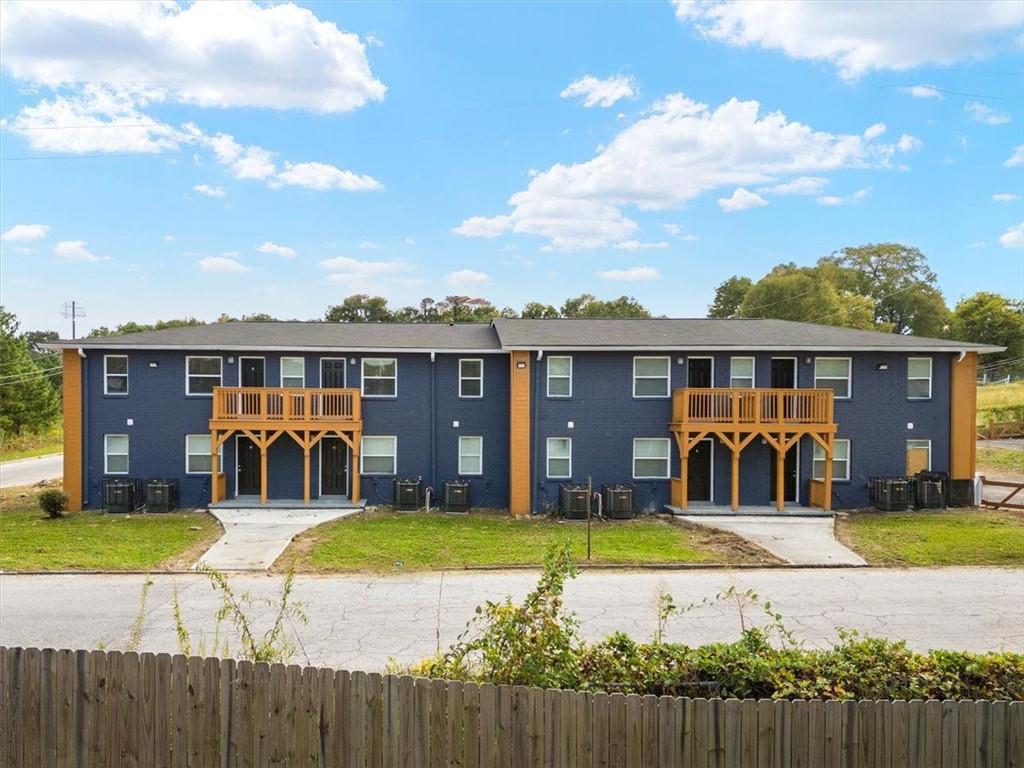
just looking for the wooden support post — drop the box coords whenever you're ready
[823,434,833,512]
[679,431,689,511]
[731,447,741,512]
[775,441,785,513]
[210,430,221,504]
[62,349,83,511]
[302,431,311,504]
[259,431,268,505]
[350,431,361,502]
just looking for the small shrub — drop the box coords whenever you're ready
[38,489,68,518]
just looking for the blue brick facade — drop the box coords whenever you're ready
[77,344,952,512]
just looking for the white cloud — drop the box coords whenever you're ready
[454,93,917,250]
[54,240,109,262]
[758,176,829,195]
[404,238,416,246]
[201,131,276,180]
[1005,145,1024,167]
[661,223,699,241]
[614,240,670,251]
[358,241,379,250]
[816,187,871,206]
[999,223,1024,249]
[598,266,661,282]
[863,123,887,140]
[193,184,226,198]
[673,0,1023,81]
[256,241,297,258]
[0,1,385,113]
[199,255,251,273]
[993,193,1020,202]
[319,255,411,278]
[719,187,768,212]
[445,269,491,288]
[896,134,923,153]
[1,223,49,242]
[965,101,1011,125]
[560,75,638,108]
[898,84,944,100]
[273,162,382,192]
[163,234,176,242]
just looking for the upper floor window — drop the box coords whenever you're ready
[907,357,932,400]
[104,434,129,475]
[459,359,483,398]
[547,356,572,398]
[362,358,397,397]
[546,437,572,479]
[814,357,852,399]
[633,438,670,479]
[633,356,670,398]
[186,356,222,396]
[458,436,483,476]
[729,356,755,388]
[813,439,850,481]
[280,357,305,388]
[360,436,397,475]
[104,355,129,395]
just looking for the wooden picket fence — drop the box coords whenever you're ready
[1,647,1022,767]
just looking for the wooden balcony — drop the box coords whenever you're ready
[210,386,361,430]
[671,387,834,429]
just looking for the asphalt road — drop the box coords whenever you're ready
[0,568,1020,671]
[0,453,62,488]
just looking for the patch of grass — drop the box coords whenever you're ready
[0,483,222,571]
[977,381,1024,426]
[1,421,62,462]
[276,509,776,572]
[837,509,1024,567]
[977,446,1024,476]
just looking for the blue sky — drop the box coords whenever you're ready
[1,0,1022,335]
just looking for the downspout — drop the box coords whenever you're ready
[430,352,437,496]
[532,350,543,514]
[78,348,89,507]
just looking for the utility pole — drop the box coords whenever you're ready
[60,301,86,339]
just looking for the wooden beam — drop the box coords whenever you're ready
[210,429,222,505]
[950,351,978,480]
[730,448,741,512]
[823,433,833,512]
[685,430,709,454]
[350,429,361,502]
[303,445,311,504]
[61,349,83,511]
[509,350,531,516]
[259,431,268,505]
[775,446,785,512]
[264,430,286,448]
[679,430,689,511]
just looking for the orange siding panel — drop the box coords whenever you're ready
[508,351,531,517]
[62,349,83,511]
[950,352,977,480]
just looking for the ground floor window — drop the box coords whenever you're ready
[813,438,850,481]
[104,434,129,474]
[546,437,572,478]
[361,436,397,475]
[185,434,223,474]
[633,438,670,479]
[458,436,483,475]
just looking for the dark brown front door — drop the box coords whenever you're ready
[687,440,712,501]
[321,358,346,388]
[237,437,261,496]
[241,358,265,387]
[770,448,798,503]
[321,438,348,496]
[688,358,713,388]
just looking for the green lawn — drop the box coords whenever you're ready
[977,381,1024,426]
[1,422,63,462]
[0,484,222,571]
[837,510,1024,566]
[276,509,775,572]
[977,446,1024,475]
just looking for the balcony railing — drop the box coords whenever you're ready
[671,387,834,427]
[211,387,361,425]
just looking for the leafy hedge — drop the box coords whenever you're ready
[410,546,1024,701]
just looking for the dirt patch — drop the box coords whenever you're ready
[669,517,782,564]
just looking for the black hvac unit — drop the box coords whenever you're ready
[103,479,138,513]
[444,480,471,514]
[559,484,589,520]
[914,471,947,509]
[393,478,424,511]
[948,478,974,508]
[602,484,634,520]
[145,479,178,513]
[869,477,911,512]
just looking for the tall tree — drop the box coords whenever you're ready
[707,276,753,318]
[951,292,1024,365]
[521,302,559,319]
[324,295,392,323]
[560,294,651,318]
[738,267,876,329]
[21,329,62,396]
[0,307,60,436]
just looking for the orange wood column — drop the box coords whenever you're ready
[950,352,978,480]
[62,348,83,511]
[677,431,689,511]
[730,444,741,512]
[210,429,221,504]
[775,443,786,512]
[259,431,268,504]
[350,430,361,502]
[303,432,311,504]
[509,351,532,517]
[823,434,834,512]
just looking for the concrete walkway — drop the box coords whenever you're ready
[198,506,364,571]
[680,515,867,565]
[0,453,62,488]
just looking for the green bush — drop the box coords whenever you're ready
[38,489,68,519]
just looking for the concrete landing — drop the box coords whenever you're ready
[678,515,867,566]
[198,503,365,571]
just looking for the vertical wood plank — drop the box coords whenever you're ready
[576,691,594,768]
[841,700,858,768]
[512,686,530,767]
[430,677,448,768]
[24,647,42,768]
[1008,702,1023,768]
[497,684,513,768]
[91,650,110,768]
[757,699,774,768]
[123,651,141,768]
[808,700,825,768]
[350,669,368,768]
[319,668,338,768]
[858,700,875,768]
[57,649,76,768]
[893,700,909,768]
[989,701,1006,768]
[367,672,384,768]
[231,660,253,768]
[941,701,959,768]
[478,683,496,768]
[592,692,610,768]
[659,696,678,768]
[40,648,57,768]
[252,662,271,768]
[774,699,791,768]
[823,700,842,768]
[709,699,725,768]
[924,700,942,768]
[693,698,709,768]
[398,675,416,768]
[609,693,628,768]
[415,677,432,768]
[560,689,576,768]
[975,701,991,768]
[462,682,480,768]
[545,688,560,768]
[625,693,642,768]
[267,664,287,766]
[792,699,809,768]
[958,700,976,768]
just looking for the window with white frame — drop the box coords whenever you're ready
[360,436,397,475]
[907,357,932,399]
[280,357,305,388]
[633,356,670,397]
[185,434,223,474]
[186,356,222,395]
[906,439,932,472]
[362,358,397,397]
[546,437,572,479]
[633,438,671,479]
[814,357,852,399]
[104,434,129,475]
[104,355,129,395]
[547,356,572,398]
[459,359,483,398]
[729,356,755,388]
[458,436,483,476]
[813,439,850,481]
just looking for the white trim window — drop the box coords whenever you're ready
[103,355,129,395]
[186,356,222,396]
[360,436,397,475]
[813,438,850,481]
[547,356,572,398]
[907,357,932,400]
[729,356,755,388]
[546,437,572,479]
[907,439,932,472]
[458,436,483,476]
[362,358,397,397]
[813,357,852,399]
[185,434,223,475]
[633,356,670,398]
[104,434,129,475]
[459,358,484,398]
[633,438,671,479]
[280,357,305,388]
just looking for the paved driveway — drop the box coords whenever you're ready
[679,515,866,565]
[0,453,62,488]
[1,568,1019,670]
